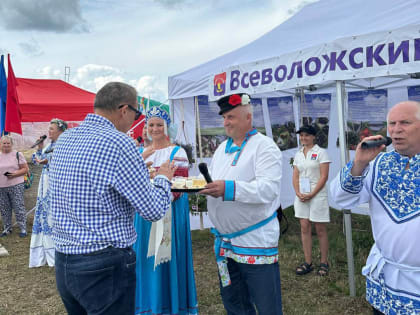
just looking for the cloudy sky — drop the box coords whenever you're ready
[0,0,315,101]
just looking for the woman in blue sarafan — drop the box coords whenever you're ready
[133,106,198,315]
[29,118,67,268]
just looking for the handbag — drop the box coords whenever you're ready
[16,152,33,189]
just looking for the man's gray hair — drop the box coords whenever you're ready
[243,104,253,120]
[1,135,13,145]
[94,82,137,112]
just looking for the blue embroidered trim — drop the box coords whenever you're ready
[220,241,278,256]
[366,278,420,314]
[339,160,367,194]
[224,180,235,201]
[371,151,420,223]
[225,128,258,166]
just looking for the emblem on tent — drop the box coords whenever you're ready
[214,72,226,96]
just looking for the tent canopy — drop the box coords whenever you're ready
[169,0,420,99]
[17,78,96,122]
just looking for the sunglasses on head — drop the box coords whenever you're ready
[118,104,141,120]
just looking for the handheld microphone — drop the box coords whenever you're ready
[44,147,54,154]
[361,136,392,149]
[31,135,47,148]
[198,162,213,183]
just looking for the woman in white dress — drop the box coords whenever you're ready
[292,125,331,276]
[29,118,67,268]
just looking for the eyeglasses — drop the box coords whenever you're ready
[118,104,141,120]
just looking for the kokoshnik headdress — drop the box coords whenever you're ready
[145,106,171,125]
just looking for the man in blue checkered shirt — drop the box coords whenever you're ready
[49,82,176,315]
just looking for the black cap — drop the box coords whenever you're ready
[296,125,317,136]
[217,93,251,115]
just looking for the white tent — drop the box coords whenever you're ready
[168,0,420,295]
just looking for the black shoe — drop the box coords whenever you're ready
[0,230,11,237]
[19,232,27,238]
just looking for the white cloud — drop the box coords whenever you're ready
[67,64,168,101]
[35,66,61,78]
[131,76,167,102]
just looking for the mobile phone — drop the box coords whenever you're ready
[4,172,11,176]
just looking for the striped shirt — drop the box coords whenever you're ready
[49,114,171,254]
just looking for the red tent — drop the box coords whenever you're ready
[16,78,95,122]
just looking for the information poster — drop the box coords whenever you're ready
[300,93,331,148]
[196,95,226,157]
[267,96,297,150]
[344,89,387,150]
[251,98,265,132]
[408,85,420,102]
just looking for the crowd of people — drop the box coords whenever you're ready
[0,82,418,315]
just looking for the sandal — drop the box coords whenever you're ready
[317,263,329,276]
[295,262,313,275]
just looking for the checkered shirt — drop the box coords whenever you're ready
[49,114,171,254]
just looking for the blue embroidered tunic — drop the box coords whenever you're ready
[331,151,420,314]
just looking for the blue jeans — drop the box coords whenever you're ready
[219,258,283,315]
[55,247,136,315]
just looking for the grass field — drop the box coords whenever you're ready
[0,163,374,314]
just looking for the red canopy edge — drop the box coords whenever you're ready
[16,78,95,122]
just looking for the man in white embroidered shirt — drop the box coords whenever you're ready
[330,101,420,315]
[200,93,283,315]
[49,82,176,315]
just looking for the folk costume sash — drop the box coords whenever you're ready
[147,146,180,268]
[225,128,257,166]
[211,211,278,287]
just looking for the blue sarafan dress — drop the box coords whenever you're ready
[133,146,198,315]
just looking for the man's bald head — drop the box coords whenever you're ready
[387,101,420,157]
[387,101,420,121]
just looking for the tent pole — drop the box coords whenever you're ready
[336,80,356,297]
[195,96,204,230]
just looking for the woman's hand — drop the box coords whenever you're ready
[296,191,305,200]
[300,192,314,202]
[6,169,26,179]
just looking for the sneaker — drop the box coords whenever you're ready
[19,232,27,238]
[0,230,11,237]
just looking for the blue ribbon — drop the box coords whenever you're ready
[225,128,257,166]
[211,210,278,263]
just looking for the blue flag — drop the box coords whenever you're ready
[0,55,7,135]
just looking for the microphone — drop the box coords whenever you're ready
[198,162,213,183]
[31,135,47,148]
[361,136,392,149]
